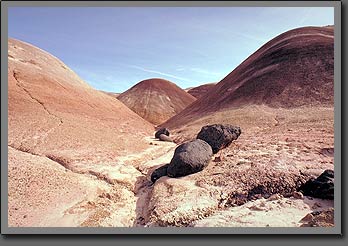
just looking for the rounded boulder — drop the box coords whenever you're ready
[151,164,169,183]
[155,128,170,139]
[196,124,241,154]
[167,139,213,178]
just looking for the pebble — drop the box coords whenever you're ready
[312,202,322,209]
[268,194,283,201]
[300,213,314,222]
[293,191,304,199]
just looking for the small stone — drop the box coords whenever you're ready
[300,213,314,222]
[312,202,322,209]
[214,156,222,162]
[249,205,265,211]
[293,191,304,199]
[268,194,282,201]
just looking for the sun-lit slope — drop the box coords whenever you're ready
[8,38,157,227]
[117,78,196,125]
[8,38,154,163]
[161,26,334,129]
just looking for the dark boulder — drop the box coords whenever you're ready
[151,164,169,183]
[196,124,241,154]
[299,169,334,200]
[159,134,173,142]
[155,128,170,139]
[167,139,213,178]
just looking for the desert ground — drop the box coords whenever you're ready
[8,105,334,227]
[7,25,335,228]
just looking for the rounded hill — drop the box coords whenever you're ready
[118,78,196,125]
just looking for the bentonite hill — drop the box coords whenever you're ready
[117,78,196,125]
[187,83,216,99]
[7,38,156,226]
[162,26,334,129]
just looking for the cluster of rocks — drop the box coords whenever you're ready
[154,127,173,142]
[151,124,241,183]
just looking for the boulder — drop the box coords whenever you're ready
[167,139,213,178]
[196,124,241,154]
[299,169,334,199]
[151,164,169,183]
[155,128,170,139]
[159,134,173,142]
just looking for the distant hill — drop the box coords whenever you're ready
[117,78,196,125]
[187,83,216,98]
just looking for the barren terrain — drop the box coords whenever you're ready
[9,105,334,227]
[7,25,335,228]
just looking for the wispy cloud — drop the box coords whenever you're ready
[175,67,222,77]
[190,68,222,76]
[129,65,194,83]
[232,31,268,44]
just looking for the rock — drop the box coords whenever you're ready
[300,208,334,227]
[167,139,213,178]
[213,156,222,162]
[196,124,241,154]
[300,213,314,223]
[299,169,334,199]
[155,128,170,139]
[267,194,283,201]
[159,134,173,142]
[312,202,322,210]
[292,191,304,199]
[151,164,169,183]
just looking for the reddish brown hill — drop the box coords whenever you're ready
[8,38,158,226]
[117,78,196,125]
[8,38,154,165]
[161,26,334,129]
[187,83,216,98]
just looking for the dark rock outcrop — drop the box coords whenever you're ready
[167,139,213,178]
[299,169,334,199]
[196,124,241,154]
[159,134,173,142]
[151,164,169,183]
[155,128,170,139]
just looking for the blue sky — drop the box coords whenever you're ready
[8,7,334,93]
